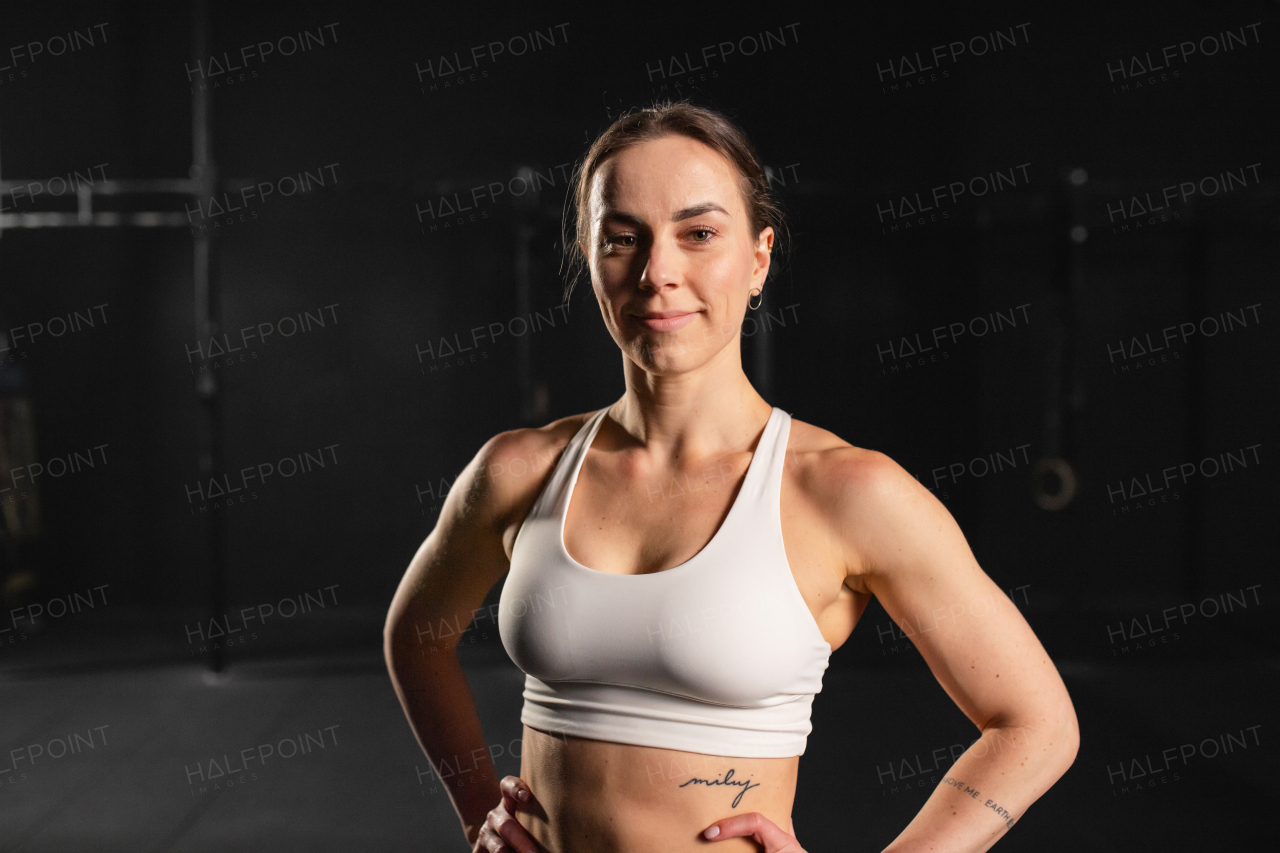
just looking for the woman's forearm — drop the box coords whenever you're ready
[386,640,501,846]
[880,721,1078,853]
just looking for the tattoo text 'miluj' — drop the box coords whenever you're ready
[679,768,760,808]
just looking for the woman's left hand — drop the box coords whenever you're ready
[702,813,807,852]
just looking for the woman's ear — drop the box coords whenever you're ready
[753,226,775,283]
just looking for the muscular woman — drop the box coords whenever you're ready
[384,102,1078,853]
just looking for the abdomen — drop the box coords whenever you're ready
[517,725,798,853]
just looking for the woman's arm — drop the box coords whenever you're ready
[836,451,1080,852]
[383,430,533,847]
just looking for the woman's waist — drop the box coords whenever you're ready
[518,725,797,853]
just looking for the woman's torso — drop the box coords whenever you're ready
[497,404,872,853]
[518,724,798,853]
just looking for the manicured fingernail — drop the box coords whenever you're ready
[704,826,720,839]
[518,789,529,801]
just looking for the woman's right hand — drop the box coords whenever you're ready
[472,775,544,853]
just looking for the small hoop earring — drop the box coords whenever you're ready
[748,289,763,311]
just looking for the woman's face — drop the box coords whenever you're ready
[585,134,773,375]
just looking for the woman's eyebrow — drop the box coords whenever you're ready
[599,207,643,227]
[600,202,730,225]
[672,202,729,221]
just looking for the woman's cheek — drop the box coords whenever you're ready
[695,255,747,305]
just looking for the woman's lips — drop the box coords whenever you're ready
[633,312,697,331]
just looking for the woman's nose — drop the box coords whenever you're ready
[639,235,681,290]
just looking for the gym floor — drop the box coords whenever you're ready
[2,608,1273,852]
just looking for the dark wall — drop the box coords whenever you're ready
[0,0,1274,663]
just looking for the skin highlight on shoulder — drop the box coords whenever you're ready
[783,418,889,511]
[783,418,927,595]
[477,411,597,559]
[792,419,927,513]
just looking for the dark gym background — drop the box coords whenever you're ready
[1,1,1275,850]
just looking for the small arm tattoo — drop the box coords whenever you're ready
[939,776,1017,828]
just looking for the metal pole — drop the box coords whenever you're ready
[190,0,226,672]
[514,167,538,423]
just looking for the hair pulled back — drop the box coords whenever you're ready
[560,100,789,304]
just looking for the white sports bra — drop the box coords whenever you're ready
[498,406,832,758]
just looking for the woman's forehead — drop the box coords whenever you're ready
[591,139,745,217]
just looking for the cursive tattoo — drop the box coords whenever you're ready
[678,768,761,808]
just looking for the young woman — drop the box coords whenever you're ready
[384,102,1078,853]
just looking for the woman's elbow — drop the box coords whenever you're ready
[1060,713,1081,768]
[383,613,417,672]
[1046,698,1081,778]
[1012,694,1080,778]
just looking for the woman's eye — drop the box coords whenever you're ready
[606,234,635,247]
[689,228,714,242]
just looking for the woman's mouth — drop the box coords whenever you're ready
[632,311,697,332]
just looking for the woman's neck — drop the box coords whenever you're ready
[605,347,773,462]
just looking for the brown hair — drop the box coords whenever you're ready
[560,100,790,304]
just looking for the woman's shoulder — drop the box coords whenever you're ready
[785,416,919,505]
[470,409,601,514]
[479,409,598,470]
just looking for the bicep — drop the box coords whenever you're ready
[853,458,1071,733]
[384,436,515,657]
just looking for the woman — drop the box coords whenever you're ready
[384,102,1079,853]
